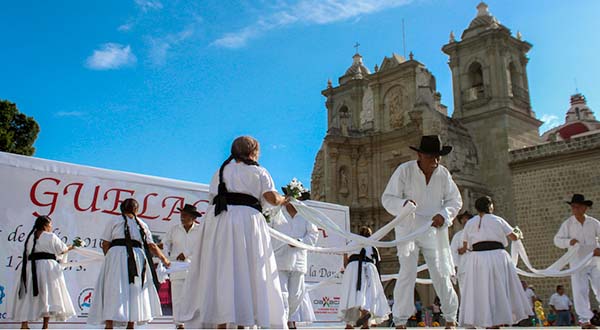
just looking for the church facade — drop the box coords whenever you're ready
[311,2,600,304]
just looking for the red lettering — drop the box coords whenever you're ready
[63,183,101,212]
[30,177,61,217]
[102,188,135,215]
[138,193,160,220]
[162,196,185,221]
[192,199,210,216]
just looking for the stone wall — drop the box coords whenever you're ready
[509,132,600,304]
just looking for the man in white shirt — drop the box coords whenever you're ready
[161,204,202,329]
[449,211,472,292]
[382,135,463,329]
[554,194,600,329]
[549,285,573,326]
[272,198,319,329]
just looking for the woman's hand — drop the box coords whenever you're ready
[457,246,467,255]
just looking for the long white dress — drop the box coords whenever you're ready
[338,246,390,325]
[290,290,316,324]
[87,216,162,326]
[178,161,286,328]
[459,214,531,327]
[10,232,76,322]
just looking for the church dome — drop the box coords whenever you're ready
[541,93,600,141]
[344,53,370,77]
[462,2,509,39]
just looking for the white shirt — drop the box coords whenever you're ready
[273,208,319,273]
[101,216,154,244]
[382,160,462,226]
[525,287,537,310]
[549,293,572,311]
[163,222,202,280]
[450,229,465,269]
[462,214,513,249]
[208,161,277,204]
[554,215,600,263]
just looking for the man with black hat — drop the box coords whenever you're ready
[382,135,462,329]
[162,204,203,329]
[450,210,473,293]
[554,194,600,329]
[272,190,319,329]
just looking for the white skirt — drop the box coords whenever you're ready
[290,291,316,324]
[459,249,531,327]
[338,261,390,325]
[87,246,162,326]
[10,259,76,322]
[178,205,286,328]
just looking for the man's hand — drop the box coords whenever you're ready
[176,253,186,261]
[431,214,445,228]
[570,239,579,246]
[594,248,600,257]
[403,200,416,207]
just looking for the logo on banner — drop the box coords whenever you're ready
[314,296,340,307]
[0,285,5,305]
[78,288,94,313]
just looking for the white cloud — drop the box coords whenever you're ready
[118,21,134,32]
[540,114,562,131]
[148,25,196,65]
[85,43,137,70]
[134,0,163,12]
[55,111,86,117]
[212,0,413,49]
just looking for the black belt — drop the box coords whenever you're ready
[348,251,374,291]
[28,252,57,261]
[28,252,57,297]
[213,192,262,216]
[472,241,504,251]
[110,239,142,249]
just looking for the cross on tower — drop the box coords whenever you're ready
[353,42,360,54]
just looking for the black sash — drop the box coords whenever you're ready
[348,249,375,291]
[212,156,262,216]
[472,241,504,251]
[110,239,142,249]
[28,252,57,297]
[213,192,262,215]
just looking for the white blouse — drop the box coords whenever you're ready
[208,161,277,203]
[462,214,513,249]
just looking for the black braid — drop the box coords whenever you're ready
[18,227,36,298]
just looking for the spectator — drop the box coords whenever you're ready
[549,285,573,326]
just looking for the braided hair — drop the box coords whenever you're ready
[19,215,51,298]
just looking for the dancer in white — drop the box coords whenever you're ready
[554,194,600,329]
[161,204,202,329]
[338,226,390,329]
[382,135,462,329]
[458,196,531,328]
[272,191,318,329]
[178,136,288,328]
[449,211,472,292]
[11,215,76,329]
[289,291,317,326]
[87,198,171,329]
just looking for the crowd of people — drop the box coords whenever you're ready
[8,135,600,329]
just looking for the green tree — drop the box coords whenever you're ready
[0,100,40,156]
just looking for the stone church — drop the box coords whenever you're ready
[310,2,600,304]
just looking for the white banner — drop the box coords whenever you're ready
[0,151,348,326]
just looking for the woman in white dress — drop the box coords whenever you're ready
[178,136,288,328]
[458,196,531,328]
[11,215,76,329]
[339,226,390,329]
[87,198,171,329]
[290,289,316,326]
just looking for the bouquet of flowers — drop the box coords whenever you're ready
[282,178,309,200]
[513,226,524,240]
[72,237,86,248]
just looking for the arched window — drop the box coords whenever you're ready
[468,62,483,88]
[508,62,521,97]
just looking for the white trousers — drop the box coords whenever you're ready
[279,270,304,321]
[571,263,600,323]
[171,278,185,326]
[393,232,458,325]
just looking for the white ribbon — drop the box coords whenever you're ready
[511,240,594,277]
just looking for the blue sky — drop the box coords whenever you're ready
[1,0,599,189]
